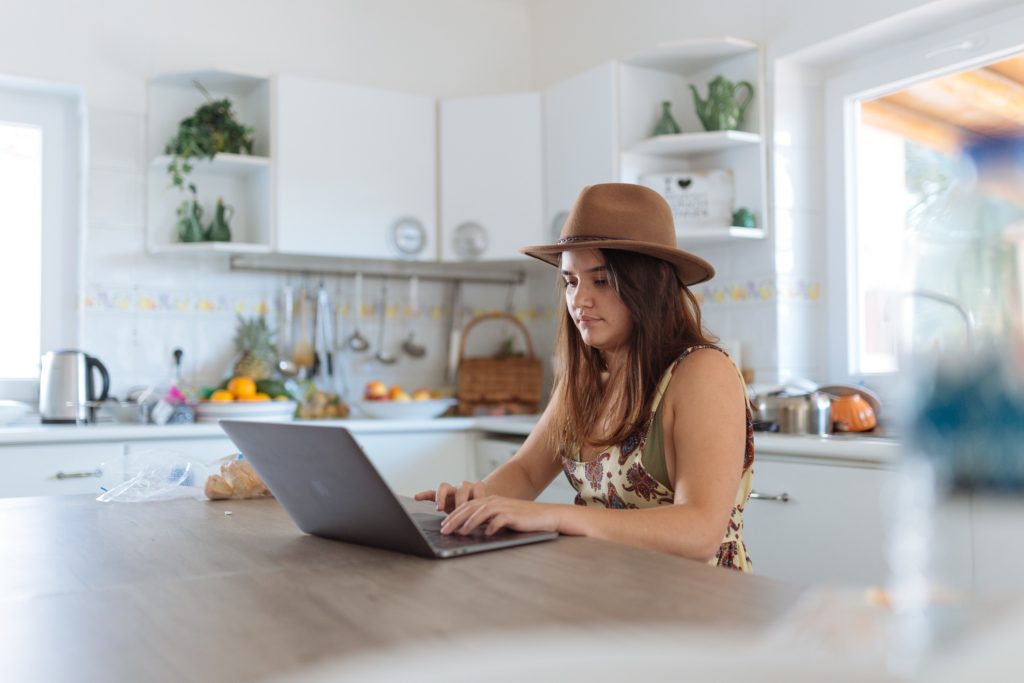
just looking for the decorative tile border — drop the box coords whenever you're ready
[83,279,819,318]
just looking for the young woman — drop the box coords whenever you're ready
[415,183,753,571]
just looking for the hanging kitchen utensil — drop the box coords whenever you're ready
[445,280,464,385]
[346,272,370,352]
[277,284,298,378]
[375,279,398,365]
[292,286,316,377]
[314,282,333,383]
[401,276,427,359]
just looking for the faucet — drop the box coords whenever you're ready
[902,289,976,351]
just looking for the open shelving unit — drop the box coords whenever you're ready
[144,69,273,256]
[618,38,768,246]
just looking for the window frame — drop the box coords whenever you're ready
[0,77,86,403]
[824,4,1024,390]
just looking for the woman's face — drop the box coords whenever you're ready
[561,249,633,354]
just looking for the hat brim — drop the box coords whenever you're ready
[519,239,714,286]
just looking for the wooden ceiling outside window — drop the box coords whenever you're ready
[861,53,1024,156]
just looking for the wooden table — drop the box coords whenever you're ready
[0,495,802,682]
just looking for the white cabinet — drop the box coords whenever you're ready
[542,62,619,242]
[743,456,896,585]
[145,70,273,254]
[475,435,576,504]
[352,431,473,498]
[0,443,125,498]
[440,93,544,261]
[971,497,1024,596]
[275,76,437,260]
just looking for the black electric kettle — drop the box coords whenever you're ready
[38,350,110,424]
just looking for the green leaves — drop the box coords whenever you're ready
[164,86,256,198]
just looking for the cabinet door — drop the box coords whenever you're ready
[543,62,618,242]
[972,496,1024,596]
[475,436,576,504]
[440,93,544,261]
[0,443,124,498]
[352,431,472,498]
[743,457,896,585]
[275,75,437,260]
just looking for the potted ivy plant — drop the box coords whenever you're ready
[165,81,255,241]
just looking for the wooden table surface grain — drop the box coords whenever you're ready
[0,495,803,682]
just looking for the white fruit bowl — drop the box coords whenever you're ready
[0,400,31,425]
[195,400,298,423]
[354,398,456,420]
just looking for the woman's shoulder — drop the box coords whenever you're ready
[663,345,744,405]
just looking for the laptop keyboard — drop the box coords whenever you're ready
[414,514,520,548]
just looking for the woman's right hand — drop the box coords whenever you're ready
[414,480,488,514]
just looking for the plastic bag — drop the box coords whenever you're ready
[97,448,240,503]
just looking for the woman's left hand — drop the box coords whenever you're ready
[440,496,563,536]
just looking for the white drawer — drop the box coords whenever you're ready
[0,443,125,498]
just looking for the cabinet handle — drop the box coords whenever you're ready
[55,469,103,480]
[749,490,790,503]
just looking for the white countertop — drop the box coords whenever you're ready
[0,415,903,463]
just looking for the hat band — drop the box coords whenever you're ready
[556,234,625,245]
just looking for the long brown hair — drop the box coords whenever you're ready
[548,249,717,455]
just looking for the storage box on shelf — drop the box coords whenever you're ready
[145,69,273,255]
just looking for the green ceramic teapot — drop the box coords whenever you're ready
[690,75,754,132]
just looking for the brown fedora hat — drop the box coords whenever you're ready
[520,183,714,285]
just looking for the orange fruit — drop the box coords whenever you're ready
[227,376,257,400]
[210,389,234,402]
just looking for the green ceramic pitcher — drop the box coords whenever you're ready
[205,197,234,242]
[690,75,754,132]
[176,200,204,243]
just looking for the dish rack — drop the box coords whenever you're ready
[456,312,542,416]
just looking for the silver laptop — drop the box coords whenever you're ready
[219,420,558,558]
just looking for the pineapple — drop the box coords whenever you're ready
[232,315,276,380]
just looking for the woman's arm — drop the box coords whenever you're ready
[443,350,747,561]
[414,393,565,511]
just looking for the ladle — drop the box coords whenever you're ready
[375,279,398,365]
[346,272,370,352]
[401,276,427,359]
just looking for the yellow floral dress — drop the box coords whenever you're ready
[561,346,754,572]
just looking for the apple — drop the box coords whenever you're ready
[364,380,388,400]
[412,388,432,401]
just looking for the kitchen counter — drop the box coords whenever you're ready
[0,414,904,463]
[0,494,804,683]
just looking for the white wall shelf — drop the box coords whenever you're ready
[676,226,765,246]
[148,242,272,256]
[627,130,761,156]
[150,153,270,174]
[623,37,759,73]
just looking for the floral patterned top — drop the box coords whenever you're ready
[561,346,754,572]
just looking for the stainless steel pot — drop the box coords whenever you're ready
[753,391,833,435]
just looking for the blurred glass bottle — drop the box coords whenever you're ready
[887,134,1024,675]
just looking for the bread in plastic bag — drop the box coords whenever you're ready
[96,447,271,503]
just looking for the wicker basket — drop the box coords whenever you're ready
[456,312,543,416]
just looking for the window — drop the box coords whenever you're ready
[0,83,83,401]
[825,5,1024,384]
